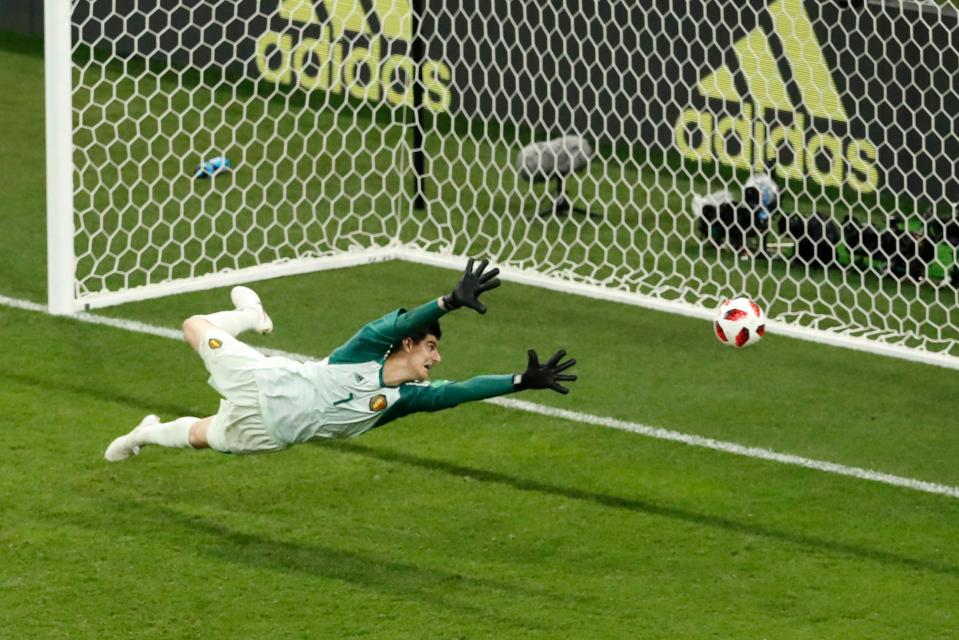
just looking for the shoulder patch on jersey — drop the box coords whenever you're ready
[208,338,222,350]
[369,394,388,412]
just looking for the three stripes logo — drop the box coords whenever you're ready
[674,0,879,193]
[255,0,452,112]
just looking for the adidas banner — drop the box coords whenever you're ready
[75,0,958,202]
[437,0,958,202]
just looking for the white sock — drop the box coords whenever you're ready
[200,308,259,337]
[135,416,198,449]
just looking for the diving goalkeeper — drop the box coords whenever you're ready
[104,259,577,460]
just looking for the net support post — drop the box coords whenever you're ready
[45,0,76,314]
[410,0,427,211]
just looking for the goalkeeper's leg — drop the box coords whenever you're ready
[105,287,274,461]
[104,409,283,460]
[104,415,211,461]
[183,286,273,352]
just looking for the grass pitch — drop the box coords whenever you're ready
[3,31,959,638]
[5,265,959,639]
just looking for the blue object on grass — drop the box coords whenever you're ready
[194,156,232,178]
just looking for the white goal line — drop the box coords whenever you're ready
[2,291,957,500]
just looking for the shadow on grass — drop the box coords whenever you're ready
[99,498,565,630]
[325,440,959,578]
[0,368,209,421]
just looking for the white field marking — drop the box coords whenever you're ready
[488,397,959,499]
[3,293,958,499]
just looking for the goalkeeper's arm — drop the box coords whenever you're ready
[410,349,579,410]
[376,348,578,426]
[338,257,502,362]
[387,257,502,340]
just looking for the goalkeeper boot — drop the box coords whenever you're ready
[231,286,273,335]
[104,414,160,462]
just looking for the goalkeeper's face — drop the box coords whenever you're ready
[409,334,442,380]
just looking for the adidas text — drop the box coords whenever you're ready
[255,0,453,112]
[674,105,879,193]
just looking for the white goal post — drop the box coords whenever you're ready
[47,0,959,368]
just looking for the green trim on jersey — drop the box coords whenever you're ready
[329,299,447,365]
[374,374,516,429]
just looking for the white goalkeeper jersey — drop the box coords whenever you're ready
[251,300,515,445]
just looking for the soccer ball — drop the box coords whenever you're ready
[714,297,766,348]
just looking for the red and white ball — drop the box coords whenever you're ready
[714,297,766,348]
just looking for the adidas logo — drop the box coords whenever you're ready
[674,0,879,193]
[254,0,452,112]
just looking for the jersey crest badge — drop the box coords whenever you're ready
[208,338,222,350]
[369,394,388,412]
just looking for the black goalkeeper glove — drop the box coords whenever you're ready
[442,257,501,314]
[514,349,577,395]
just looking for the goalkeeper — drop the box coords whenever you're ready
[105,259,577,461]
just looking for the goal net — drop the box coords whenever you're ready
[49,0,959,366]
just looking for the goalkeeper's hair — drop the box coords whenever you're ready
[389,320,442,355]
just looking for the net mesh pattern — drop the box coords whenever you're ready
[69,0,959,354]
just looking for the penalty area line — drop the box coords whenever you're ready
[3,292,958,500]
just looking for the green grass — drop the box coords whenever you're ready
[4,262,959,638]
[4,30,959,638]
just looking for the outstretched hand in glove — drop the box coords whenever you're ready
[514,349,578,395]
[442,258,501,314]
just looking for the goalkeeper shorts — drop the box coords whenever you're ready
[199,329,286,454]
